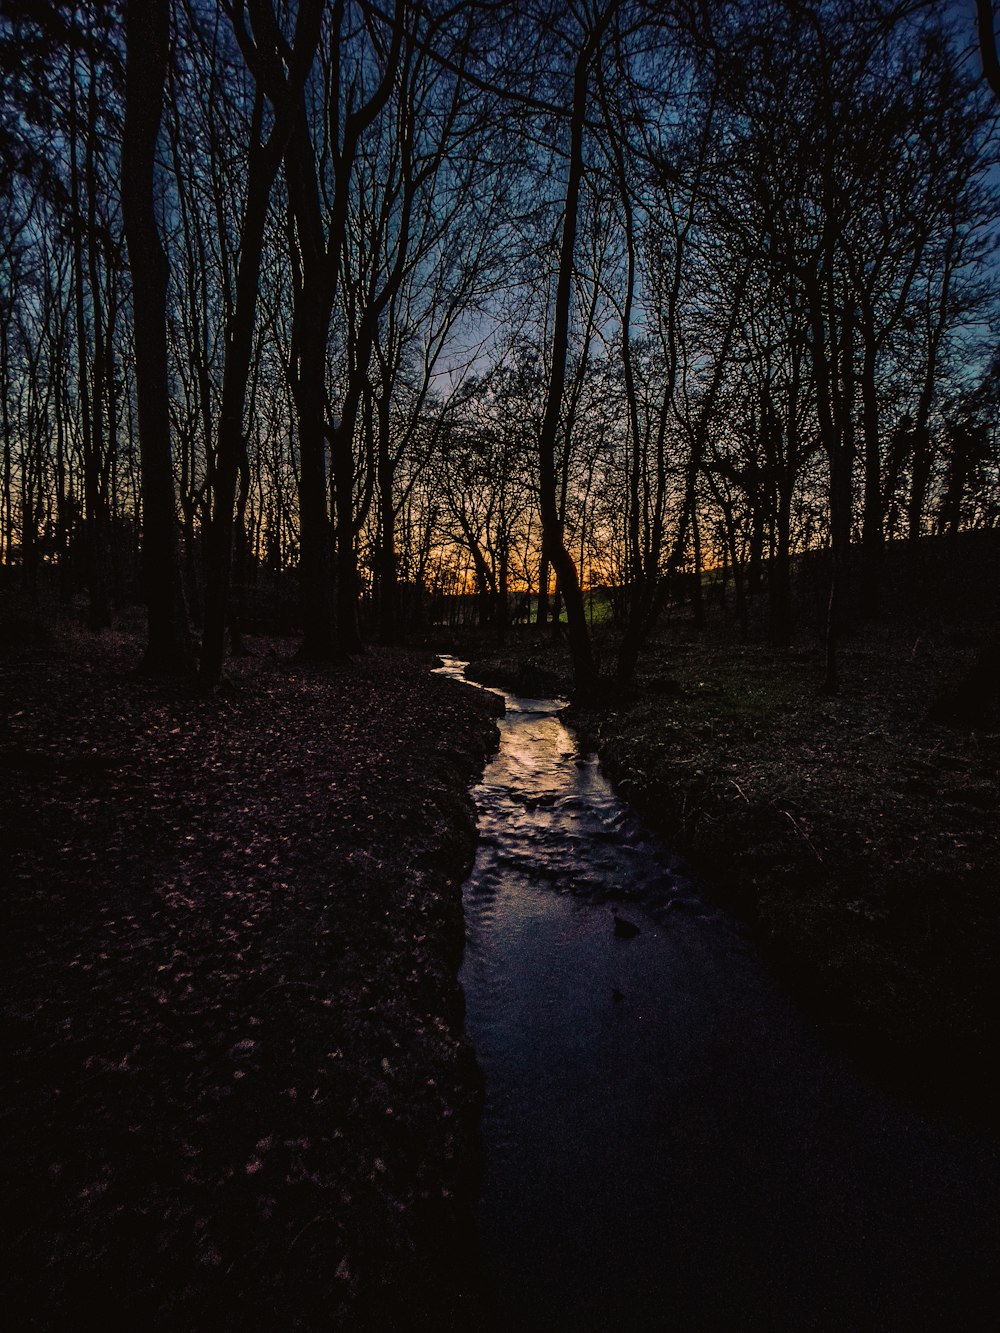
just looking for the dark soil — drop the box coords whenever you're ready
[1,605,500,1331]
[457,548,1000,1128]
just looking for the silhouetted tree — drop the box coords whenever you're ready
[122,0,194,674]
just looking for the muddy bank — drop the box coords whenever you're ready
[1,612,500,1330]
[462,624,1000,1126]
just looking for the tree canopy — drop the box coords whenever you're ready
[1,0,997,687]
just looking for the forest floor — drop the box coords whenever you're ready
[3,544,997,1329]
[447,545,1000,1129]
[0,595,501,1332]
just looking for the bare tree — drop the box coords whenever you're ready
[122,0,194,674]
[198,0,323,688]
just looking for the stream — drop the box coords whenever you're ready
[437,658,1000,1331]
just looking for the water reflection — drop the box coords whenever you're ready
[437,658,1000,1332]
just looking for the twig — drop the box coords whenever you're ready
[780,809,824,863]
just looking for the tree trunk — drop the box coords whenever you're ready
[292,311,337,659]
[859,302,883,615]
[497,538,509,647]
[690,500,704,629]
[122,0,193,674]
[537,22,611,697]
[229,442,251,655]
[200,1,324,685]
[375,395,398,643]
[804,255,850,694]
[69,54,111,631]
[201,108,281,687]
[769,482,793,647]
[329,419,361,654]
[535,554,549,627]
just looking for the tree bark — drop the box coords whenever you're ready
[538,16,617,697]
[69,44,112,631]
[200,95,284,687]
[858,298,883,615]
[200,1,324,686]
[375,394,398,643]
[122,0,194,675]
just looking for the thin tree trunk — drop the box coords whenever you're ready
[200,97,281,687]
[535,554,549,627]
[769,481,793,647]
[375,395,398,643]
[69,54,111,630]
[122,0,193,672]
[200,1,324,685]
[330,418,361,653]
[291,301,337,658]
[690,500,704,629]
[82,68,112,629]
[859,300,883,614]
[538,17,616,696]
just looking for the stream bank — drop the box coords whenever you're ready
[456,619,1000,1128]
[446,658,1000,1331]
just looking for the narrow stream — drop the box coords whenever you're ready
[438,659,1000,1332]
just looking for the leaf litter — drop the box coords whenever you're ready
[1,626,499,1330]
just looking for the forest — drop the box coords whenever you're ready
[3,1,1000,1329]
[2,0,997,692]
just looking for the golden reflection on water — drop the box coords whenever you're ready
[437,655,1000,1333]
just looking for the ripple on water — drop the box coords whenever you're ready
[435,658,1000,1333]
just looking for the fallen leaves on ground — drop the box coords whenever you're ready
[1,623,498,1331]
